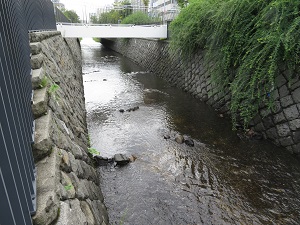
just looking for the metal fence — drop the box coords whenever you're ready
[0,0,56,224]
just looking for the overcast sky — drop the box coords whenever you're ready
[60,0,114,19]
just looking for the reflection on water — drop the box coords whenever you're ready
[82,38,300,225]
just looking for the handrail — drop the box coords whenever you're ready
[56,23,164,27]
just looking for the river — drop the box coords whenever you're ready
[81,38,300,225]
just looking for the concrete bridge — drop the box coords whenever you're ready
[57,23,168,38]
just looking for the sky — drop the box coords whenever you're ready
[60,0,114,19]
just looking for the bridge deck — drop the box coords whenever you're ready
[57,23,168,39]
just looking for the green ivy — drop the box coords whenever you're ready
[170,0,300,128]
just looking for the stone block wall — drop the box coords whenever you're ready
[30,31,109,225]
[101,38,300,154]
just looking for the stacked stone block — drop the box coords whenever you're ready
[30,32,109,225]
[101,38,300,154]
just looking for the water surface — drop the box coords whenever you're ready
[82,38,300,225]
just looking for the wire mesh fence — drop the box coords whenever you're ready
[0,0,56,224]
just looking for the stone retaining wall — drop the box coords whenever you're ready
[30,31,109,225]
[101,38,300,154]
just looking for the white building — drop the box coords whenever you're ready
[150,0,179,21]
[51,0,65,10]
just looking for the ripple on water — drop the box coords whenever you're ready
[82,39,300,225]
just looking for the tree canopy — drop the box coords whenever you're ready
[62,9,80,23]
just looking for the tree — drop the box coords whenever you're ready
[91,0,133,24]
[177,0,189,8]
[62,9,80,23]
[142,0,150,13]
[121,11,158,25]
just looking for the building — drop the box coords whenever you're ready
[51,0,65,10]
[150,0,179,21]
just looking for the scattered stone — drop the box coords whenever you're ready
[184,138,194,147]
[218,114,224,118]
[119,109,125,113]
[237,128,264,141]
[252,132,263,140]
[94,155,109,166]
[129,155,137,162]
[124,106,139,112]
[175,134,184,144]
[163,134,171,139]
[114,154,130,166]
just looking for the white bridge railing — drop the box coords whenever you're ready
[56,23,168,39]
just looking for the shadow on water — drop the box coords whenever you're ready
[81,38,300,225]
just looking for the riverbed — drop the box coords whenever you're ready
[82,38,300,225]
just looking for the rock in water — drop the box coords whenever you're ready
[163,134,170,139]
[129,155,137,162]
[252,132,263,140]
[184,139,194,147]
[94,155,109,166]
[175,134,184,144]
[114,154,130,166]
[119,109,125,113]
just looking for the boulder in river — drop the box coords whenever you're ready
[164,134,171,139]
[184,138,194,147]
[94,155,109,166]
[175,134,184,144]
[114,154,130,166]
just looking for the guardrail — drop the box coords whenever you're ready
[0,0,56,225]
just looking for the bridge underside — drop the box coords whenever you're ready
[57,24,168,39]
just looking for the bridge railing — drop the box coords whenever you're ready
[0,0,56,225]
[57,23,168,38]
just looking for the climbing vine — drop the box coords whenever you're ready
[170,0,300,128]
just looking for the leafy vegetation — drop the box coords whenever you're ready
[90,0,133,24]
[49,84,59,94]
[91,10,121,24]
[177,0,189,8]
[61,9,80,23]
[121,11,159,25]
[170,0,300,128]
[88,148,100,155]
[39,76,48,88]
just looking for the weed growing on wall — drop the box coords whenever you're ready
[170,0,300,128]
[39,76,48,88]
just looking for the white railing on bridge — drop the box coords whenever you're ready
[57,23,168,39]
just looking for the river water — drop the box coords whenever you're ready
[81,38,300,225]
